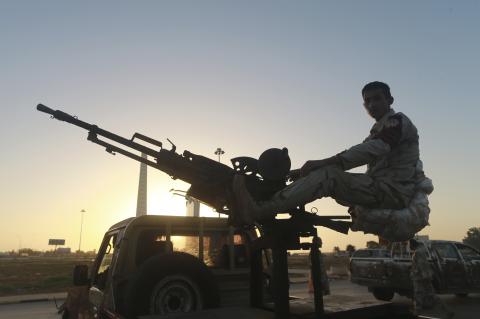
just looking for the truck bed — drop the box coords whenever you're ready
[139,296,415,319]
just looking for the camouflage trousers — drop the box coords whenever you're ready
[412,279,454,318]
[308,250,330,295]
[413,279,436,310]
[266,165,402,211]
[259,165,431,242]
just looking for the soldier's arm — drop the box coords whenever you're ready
[337,115,403,170]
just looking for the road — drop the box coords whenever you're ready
[291,279,480,318]
[0,280,478,318]
[0,300,62,319]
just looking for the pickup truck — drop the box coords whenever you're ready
[63,215,424,319]
[65,215,272,319]
[349,240,480,301]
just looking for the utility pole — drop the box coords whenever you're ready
[136,152,148,216]
[78,209,86,253]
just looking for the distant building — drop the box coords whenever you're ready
[56,247,72,254]
[415,235,430,241]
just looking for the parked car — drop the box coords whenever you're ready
[350,240,480,301]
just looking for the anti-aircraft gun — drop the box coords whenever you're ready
[36,104,349,232]
[37,104,353,318]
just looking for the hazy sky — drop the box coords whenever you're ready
[1,1,479,252]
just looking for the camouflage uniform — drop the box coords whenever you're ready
[308,238,330,295]
[319,252,330,295]
[350,161,433,242]
[255,109,431,240]
[411,244,436,310]
[411,244,454,318]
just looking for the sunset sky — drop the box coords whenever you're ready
[1,1,479,253]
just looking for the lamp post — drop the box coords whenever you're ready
[78,209,86,253]
[214,147,225,163]
[214,148,225,217]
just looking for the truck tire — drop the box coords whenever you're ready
[372,287,395,301]
[124,252,220,318]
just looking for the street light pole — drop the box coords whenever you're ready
[78,209,86,253]
[214,147,225,163]
[214,148,225,217]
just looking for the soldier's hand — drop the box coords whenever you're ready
[288,169,302,181]
[300,156,342,176]
[300,160,325,176]
[290,157,341,181]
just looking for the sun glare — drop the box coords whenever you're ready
[147,182,226,218]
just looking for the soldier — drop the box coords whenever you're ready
[409,239,454,318]
[308,237,330,295]
[233,81,430,236]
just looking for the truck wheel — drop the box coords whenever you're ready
[372,287,394,301]
[124,252,220,317]
[149,274,202,314]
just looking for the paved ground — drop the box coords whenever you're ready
[0,300,62,319]
[291,279,480,319]
[0,279,478,318]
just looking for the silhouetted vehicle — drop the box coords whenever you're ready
[350,240,480,301]
[67,215,271,319]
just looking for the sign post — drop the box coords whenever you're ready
[48,239,66,252]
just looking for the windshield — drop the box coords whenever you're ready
[93,232,118,290]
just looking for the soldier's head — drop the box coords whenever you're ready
[362,81,394,121]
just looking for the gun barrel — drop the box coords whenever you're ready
[37,104,93,131]
[287,211,351,234]
[37,104,54,115]
[35,104,235,210]
[318,219,351,234]
[36,104,352,235]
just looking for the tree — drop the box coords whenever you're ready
[346,244,356,256]
[463,227,480,250]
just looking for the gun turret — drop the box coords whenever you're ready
[37,104,351,234]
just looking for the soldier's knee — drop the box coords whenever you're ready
[323,166,347,190]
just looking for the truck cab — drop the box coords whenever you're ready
[72,215,269,319]
[430,240,480,294]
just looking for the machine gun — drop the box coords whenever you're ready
[38,104,361,318]
[37,103,350,234]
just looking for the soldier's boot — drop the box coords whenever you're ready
[232,175,279,224]
[233,169,333,225]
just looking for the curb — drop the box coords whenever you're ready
[0,292,67,306]
[18,298,50,303]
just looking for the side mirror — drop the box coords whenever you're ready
[73,264,89,286]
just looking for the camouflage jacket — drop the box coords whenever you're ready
[338,109,420,208]
[411,245,434,280]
